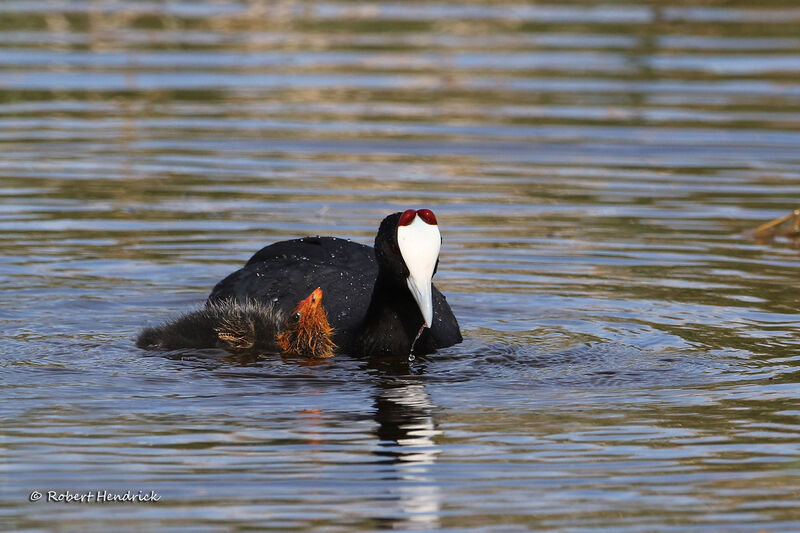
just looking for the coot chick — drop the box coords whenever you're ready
[209,209,462,357]
[137,287,336,358]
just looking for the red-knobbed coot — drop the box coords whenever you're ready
[208,209,462,357]
[137,287,336,358]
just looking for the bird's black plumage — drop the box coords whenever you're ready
[209,212,462,356]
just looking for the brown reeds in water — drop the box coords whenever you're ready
[751,208,800,244]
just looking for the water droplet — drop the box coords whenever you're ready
[409,324,425,362]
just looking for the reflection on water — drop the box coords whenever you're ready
[2,0,800,531]
[373,376,442,530]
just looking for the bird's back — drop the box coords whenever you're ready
[209,237,378,347]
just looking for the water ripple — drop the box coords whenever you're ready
[2,1,800,531]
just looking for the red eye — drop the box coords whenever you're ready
[416,209,437,225]
[398,209,416,226]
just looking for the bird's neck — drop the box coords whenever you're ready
[353,273,424,357]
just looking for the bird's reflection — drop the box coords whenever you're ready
[369,359,442,529]
[157,350,444,527]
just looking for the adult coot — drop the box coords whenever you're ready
[209,209,462,357]
[137,288,336,358]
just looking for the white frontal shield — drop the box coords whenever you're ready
[397,215,441,328]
